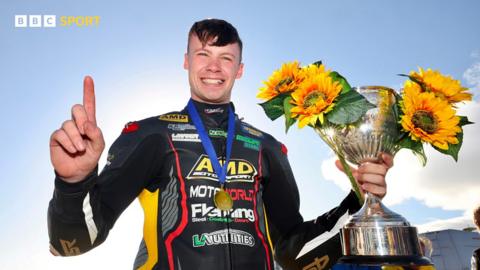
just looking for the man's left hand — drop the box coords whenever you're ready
[335,153,394,199]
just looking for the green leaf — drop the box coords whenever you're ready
[329,71,352,94]
[283,96,296,133]
[433,131,464,162]
[392,90,403,119]
[432,116,472,161]
[312,60,323,67]
[258,93,290,121]
[459,116,474,127]
[397,135,427,166]
[398,73,421,85]
[398,74,431,92]
[326,90,375,125]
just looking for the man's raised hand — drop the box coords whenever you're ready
[50,76,105,183]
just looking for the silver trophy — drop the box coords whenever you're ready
[316,86,434,267]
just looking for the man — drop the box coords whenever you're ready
[48,19,393,270]
[472,206,480,270]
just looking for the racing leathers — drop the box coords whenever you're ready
[48,100,361,270]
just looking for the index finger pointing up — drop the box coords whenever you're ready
[83,75,96,125]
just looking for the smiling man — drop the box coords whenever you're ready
[185,26,244,104]
[47,18,393,270]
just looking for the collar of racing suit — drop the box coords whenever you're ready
[189,99,236,129]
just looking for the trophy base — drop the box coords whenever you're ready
[332,255,435,270]
[341,194,424,256]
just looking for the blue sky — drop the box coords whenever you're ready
[1,0,479,268]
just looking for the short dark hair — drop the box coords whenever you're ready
[474,205,480,229]
[188,18,243,60]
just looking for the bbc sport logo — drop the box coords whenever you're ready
[14,15,100,28]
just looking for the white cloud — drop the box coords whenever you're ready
[321,156,353,193]
[321,100,480,213]
[463,61,480,92]
[416,211,476,233]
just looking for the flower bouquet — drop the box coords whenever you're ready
[258,61,473,263]
[257,61,473,204]
[257,61,379,202]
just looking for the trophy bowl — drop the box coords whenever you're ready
[316,86,434,267]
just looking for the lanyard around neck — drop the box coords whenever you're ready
[187,99,235,185]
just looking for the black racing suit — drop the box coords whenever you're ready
[48,100,361,270]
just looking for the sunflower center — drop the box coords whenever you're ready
[412,110,438,134]
[303,91,326,108]
[275,77,293,92]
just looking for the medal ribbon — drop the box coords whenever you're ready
[187,99,235,185]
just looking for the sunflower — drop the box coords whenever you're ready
[408,67,472,104]
[290,71,342,128]
[400,84,461,150]
[298,62,328,80]
[257,61,303,101]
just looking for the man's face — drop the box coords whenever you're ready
[184,34,244,104]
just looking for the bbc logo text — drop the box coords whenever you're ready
[15,15,100,28]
